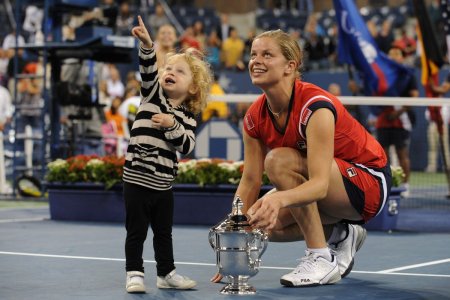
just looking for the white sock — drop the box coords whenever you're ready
[307,247,333,262]
[327,223,348,245]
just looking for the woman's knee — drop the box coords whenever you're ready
[264,147,306,180]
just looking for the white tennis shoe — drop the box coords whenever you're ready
[280,250,341,287]
[157,270,197,289]
[126,271,146,293]
[329,223,367,278]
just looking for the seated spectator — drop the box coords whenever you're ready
[16,62,43,132]
[205,30,222,72]
[124,71,141,100]
[221,27,245,71]
[179,26,201,50]
[155,24,178,69]
[202,74,228,122]
[106,65,125,98]
[193,20,207,51]
[105,96,126,136]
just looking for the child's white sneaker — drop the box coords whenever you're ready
[126,271,145,293]
[157,270,197,289]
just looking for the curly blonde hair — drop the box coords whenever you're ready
[166,48,213,115]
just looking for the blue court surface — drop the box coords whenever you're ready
[0,206,449,300]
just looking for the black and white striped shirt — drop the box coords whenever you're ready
[123,45,197,190]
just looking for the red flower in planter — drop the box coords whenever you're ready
[46,155,125,189]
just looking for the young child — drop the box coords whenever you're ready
[123,16,212,293]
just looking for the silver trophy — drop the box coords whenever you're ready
[209,196,268,295]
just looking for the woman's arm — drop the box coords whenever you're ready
[235,130,267,213]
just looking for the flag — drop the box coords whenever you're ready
[333,0,412,97]
[413,0,445,132]
[441,0,450,63]
[413,0,445,89]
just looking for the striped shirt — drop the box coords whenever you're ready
[123,45,197,190]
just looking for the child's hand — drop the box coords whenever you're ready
[210,272,223,283]
[131,15,153,48]
[151,113,175,129]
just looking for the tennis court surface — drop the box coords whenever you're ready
[0,206,449,300]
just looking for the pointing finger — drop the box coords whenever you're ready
[138,15,144,27]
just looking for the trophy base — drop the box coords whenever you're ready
[220,283,256,295]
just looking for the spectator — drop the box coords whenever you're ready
[205,30,222,72]
[148,3,170,35]
[98,79,112,108]
[155,24,178,69]
[3,29,27,94]
[2,30,26,54]
[179,26,201,50]
[303,30,328,70]
[124,71,141,100]
[0,48,8,87]
[202,74,228,122]
[326,24,339,68]
[221,27,245,70]
[15,62,43,139]
[0,84,12,132]
[106,65,125,98]
[374,47,418,196]
[216,13,234,42]
[115,1,135,36]
[243,28,257,65]
[192,20,207,51]
[375,19,394,54]
[22,5,44,42]
[103,96,126,155]
[118,92,140,133]
[392,28,416,65]
[105,96,126,136]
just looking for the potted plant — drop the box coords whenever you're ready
[46,155,126,222]
[46,155,405,229]
[45,156,271,224]
[172,158,272,225]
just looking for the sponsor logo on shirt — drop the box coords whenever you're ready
[301,108,312,125]
[297,140,307,150]
[346,167,357,177]
[245,114,255,130]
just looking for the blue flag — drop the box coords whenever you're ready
[333,0,412,96]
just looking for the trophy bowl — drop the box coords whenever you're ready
[209,196,268,295]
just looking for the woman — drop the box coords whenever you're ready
[211,30,391,287]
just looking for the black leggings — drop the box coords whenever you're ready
[124,182,175,276]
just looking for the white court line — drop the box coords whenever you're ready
[1,251,449,278]
[377,258,450,273]
[0,217,46,223]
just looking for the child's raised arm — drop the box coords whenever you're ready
[131,15,153,48]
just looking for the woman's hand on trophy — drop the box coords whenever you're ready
[247,194,281,230]
[210,272,223,283]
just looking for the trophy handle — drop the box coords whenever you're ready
[208,230,216,249]
[247,231,269,271]
[258,231,269,258]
